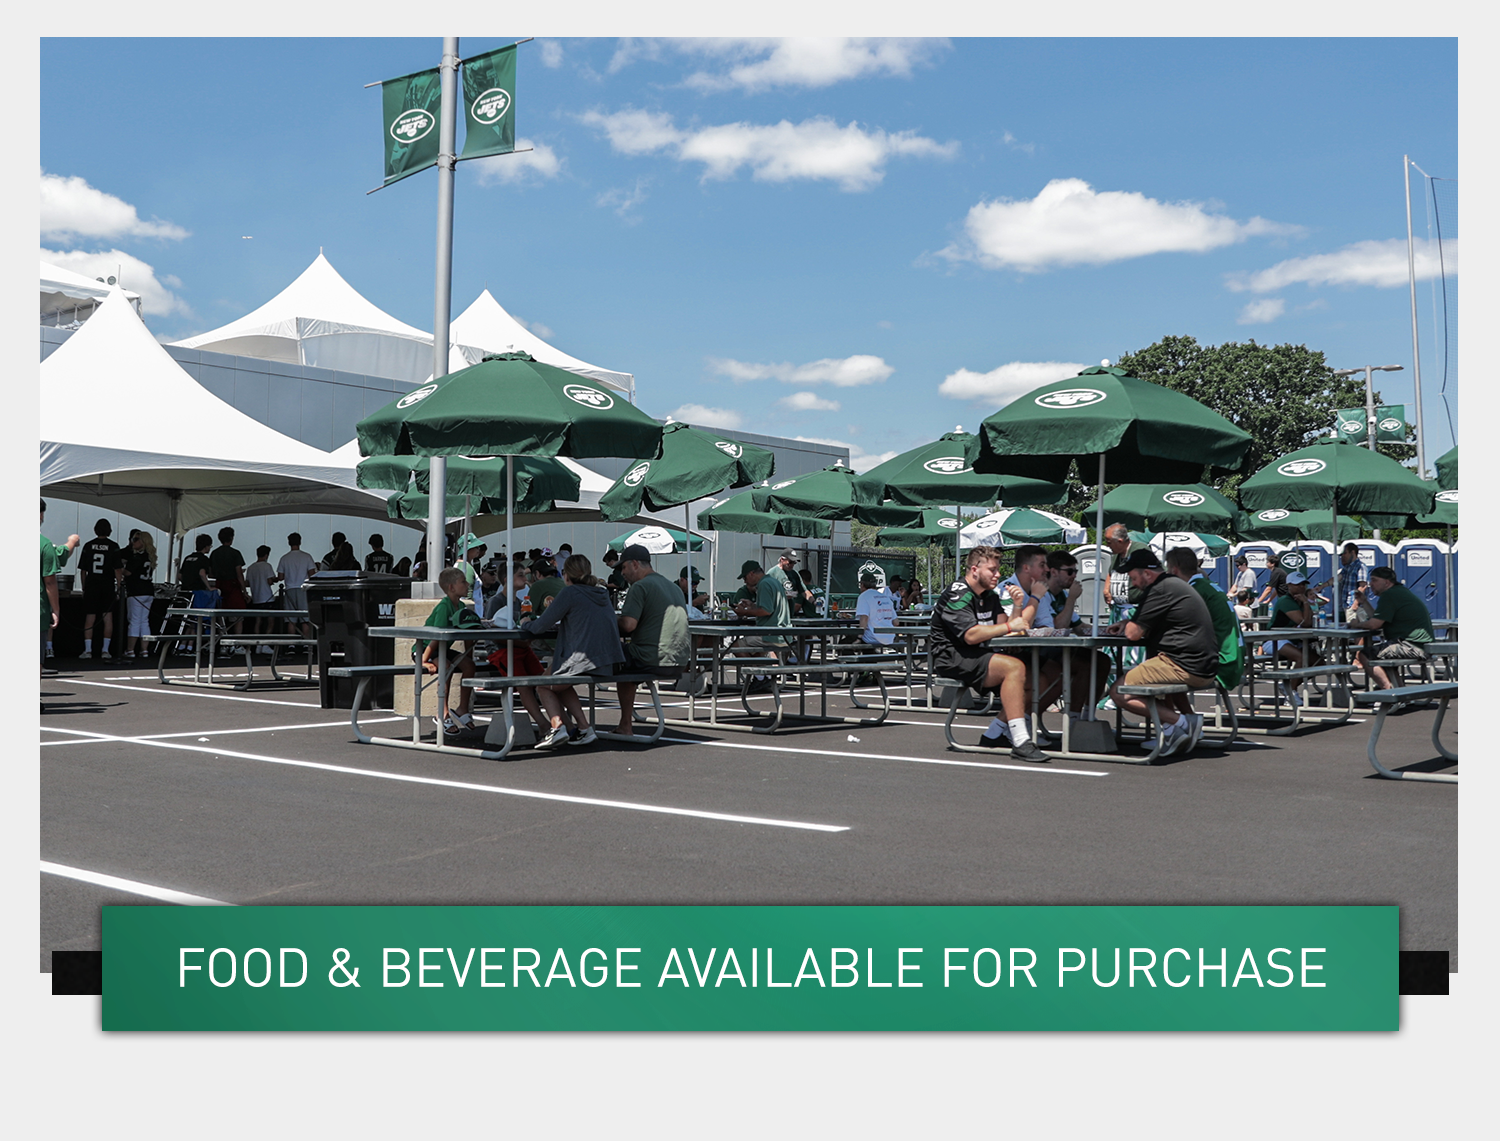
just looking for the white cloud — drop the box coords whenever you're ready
[778,391,841,412]
[579,109,957,192]
[597,178,650,220]
[673,38,950,92]
[513,315,554,340]
[668,403,744,430]
[938,361,1087,405]
[1001,130,1035,156]
[473,139,562,186]
[709,354,893,387]
[938,178,1299,272]
[538,41,564,68]
[1237,298,1286,325]
[40,246,192,319]
[792,435,899,473]
[41,170,189,244]
[1225,238,1453,293]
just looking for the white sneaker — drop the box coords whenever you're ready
[1278,682,1303,708]
[536,723,571,750]
[45,646,54,659]
[122,650,136,660]
[100,650,113,662]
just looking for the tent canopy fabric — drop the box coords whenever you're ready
[448,289,633,398]
[42,260,142,318]
[41,288,389,533]
[170,253,434,382]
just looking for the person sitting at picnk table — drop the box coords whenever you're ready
[730,559,790,694]
[1031,548,1111,727]
[1347,566,1435,690]
[1163,546,1246,735]
[855,571,897,648]
[519,554,624,750]
[415,566,482,737]
[928,545,1046,762]
[1104,549,1219,758]
[1264,572,1317,707]
[613,544,693,734]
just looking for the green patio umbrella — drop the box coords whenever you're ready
[695,488,831,541]
[358,453,581,544]
[607,525,705,554]
[1085,482,1246,535]
[1239,508,1360,543]
[1435,445,1457,491]
[383,489,558,521]
[873,508,964,547]
[599,420,776,597]
[1240,437,1434,628]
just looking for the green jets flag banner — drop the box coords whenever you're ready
[1375,405,1407,443]
[460,45,516,161]
[381,66,442,187]
[1335,409,1368,443]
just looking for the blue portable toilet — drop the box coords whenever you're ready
[1289,540,1333,589]
[1394,538,1451,620]
[1353,539,1395,577]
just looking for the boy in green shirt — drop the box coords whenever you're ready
[418,566,478,734]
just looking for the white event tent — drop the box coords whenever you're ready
[447,289,634,399]
[41,288,392,550]
[42,259,142,322]
[171,252,434,382]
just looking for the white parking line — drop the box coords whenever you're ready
[659,736,1107,776]
[61,678,322,707]
[44,727,850,833]
[40,860,231,905]
[39,717,406,746]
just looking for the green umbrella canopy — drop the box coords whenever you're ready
[357,453,581,502]
[1239,507,1360,542]
[598,421,776,522]
[1085,482,1246,535]
[1238,437,1434,516]
[970,366,1254,483]
[355,352,665,460]
[752,464,923,526]
[874,508,965,547]
[1435,445,1458,491]
[384,490,557,521]
[606,525,705,554]
[697,488,831,540]
[1363,483,1458,530]
[851,430,1066,509]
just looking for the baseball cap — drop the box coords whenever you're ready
[860,572,879,586]
[1285,572,1308,585]
[1118,549,1163,572]
[779,547,800,563]
[678,565,703,582]
[620,544,653,564]
[738,560,763,579]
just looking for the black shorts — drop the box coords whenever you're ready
[82,586,117,615]
[617,652,682,678]
[934,650,996,692]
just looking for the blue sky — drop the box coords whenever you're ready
[40,36,1457,472]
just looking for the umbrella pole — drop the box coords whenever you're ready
[507,456,514,679]
[1446,524,1454,621]
[1330,495,1339,630]
[1088,456,1106,720]
[464,492,472,583]
[684,503,692,607]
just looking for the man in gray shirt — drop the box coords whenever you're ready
[613,544,691,735]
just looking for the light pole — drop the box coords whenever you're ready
[1333,365,1404,451]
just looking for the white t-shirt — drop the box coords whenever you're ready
[1234,568,1258,594]
[276,549,317,590]
[855,588,897,645]
[245,560,277,604]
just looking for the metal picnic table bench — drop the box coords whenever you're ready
[151,606,315,690]
[1351,682,1458,783]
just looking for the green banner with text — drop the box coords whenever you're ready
[102,905,1396,1031]
[460,44,516,161]
[381,65,442,187]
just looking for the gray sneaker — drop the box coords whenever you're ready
[1010,739,1049,763]
[536,723,571,750]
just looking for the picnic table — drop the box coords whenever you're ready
[1238,627,1365,734]
[153,606,314,690]
[1351,683,1458,783]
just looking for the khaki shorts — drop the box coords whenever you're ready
[1122,654,1214,690]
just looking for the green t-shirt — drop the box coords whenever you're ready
[1372,582,1434,644]
[1190,575,1245,689]
[528,575,565,649]
[41,534,60,626]
[754,573,791,644]
[621,571,691,669]
[1270,593,1309,629]
[416,595,470,657]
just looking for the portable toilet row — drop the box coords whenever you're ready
[1394,537,1456,620]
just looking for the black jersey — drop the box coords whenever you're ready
[365,551,395,574]
[179,551,212,591]
[78,537,121,590]
[121,548,156,596]
[929,579,1004,667]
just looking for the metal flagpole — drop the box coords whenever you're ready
[507,456,514,678]
[1405,155,1428,477]
[425,36,460,594]
[684,503,693,606]
[1086,454,1106,721]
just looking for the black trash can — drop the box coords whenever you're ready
[305,571,411,708]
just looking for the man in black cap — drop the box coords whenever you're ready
[731,559,789,691]
[769,547,814,617]
[676,565,708,611]
[1104,548,1219,756]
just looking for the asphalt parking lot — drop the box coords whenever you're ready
[40,660,1458,973]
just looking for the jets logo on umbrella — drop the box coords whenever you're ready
[714,441,744,458]
[470,87,511,124]
[397,383,438,409]
[771,480,796,490]
[1163,490,1205,507]
[390,109,435,142]
[922,457,969,474]
[623,462,651,487]
[1278,459,1326,477]
[1035,388,1106,409]
[1436,490,1458,504]
[938,517,960,528]
[1258,509,1291,521]
[563,384,614,409]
